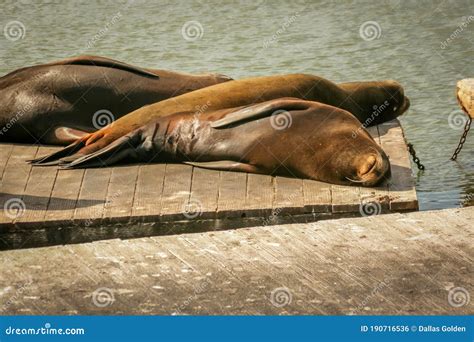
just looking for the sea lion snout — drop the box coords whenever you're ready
[352,150,390,186]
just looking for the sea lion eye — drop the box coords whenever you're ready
[393,106,398,112]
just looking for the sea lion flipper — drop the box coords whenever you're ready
[28,139,86,165]
[45,55,160,78]
[60,127,155,169]
[211,98,308,128]
[184,161,261,173]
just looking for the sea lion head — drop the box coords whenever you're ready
[308,111,391,186]
[340,80,410,126]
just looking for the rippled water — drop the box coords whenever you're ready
[1,0,473,210]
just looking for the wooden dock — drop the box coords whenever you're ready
[0,206,471,315]
[0,119,418,250]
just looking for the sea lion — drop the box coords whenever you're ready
[31,73,408,165]
[0,55,232,144]
[46,98,390,187]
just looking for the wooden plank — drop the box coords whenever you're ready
[2,207,472,315]
[46,169,85,224]
[331,184,360,213]
[160,164,193,219]
[103,165,139,223]
[245,174,274,215]
[0,144,38,226]
[72,168,109,225]
[188,167,219,219]
[303,179,331,213]
[378,120,418,211]
[0,144,13,182]
[358,126,390,214]
[131,164,166,221]
[216,171,247,218]
[16,146,59,225]
[273,176,305,215]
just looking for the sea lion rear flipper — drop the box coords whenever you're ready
[60,133,141,169]
[211,98,309,128]
[45,55,159,78]
[184,161,261,174]
[28,139,86,165]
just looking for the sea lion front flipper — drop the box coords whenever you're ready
[45,55,160,78]
[184,161,261,174]
[211,98,309,128]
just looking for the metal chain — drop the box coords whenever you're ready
[407,143,425,170]
[450,117,472,161]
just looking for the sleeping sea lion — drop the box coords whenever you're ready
[0,55,232,144]
[45,98,390,187]
[31,73,408,165]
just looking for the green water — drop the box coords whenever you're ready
[1,0,473,210]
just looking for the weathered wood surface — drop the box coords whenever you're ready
[0,206,471,315]
[0,120,418,249]
[457,78,474,118]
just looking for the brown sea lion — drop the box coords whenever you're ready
[0,55,232,144]
[31,73,408,165]
[47,98,390,187]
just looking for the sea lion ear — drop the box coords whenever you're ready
[211,98,309,128]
